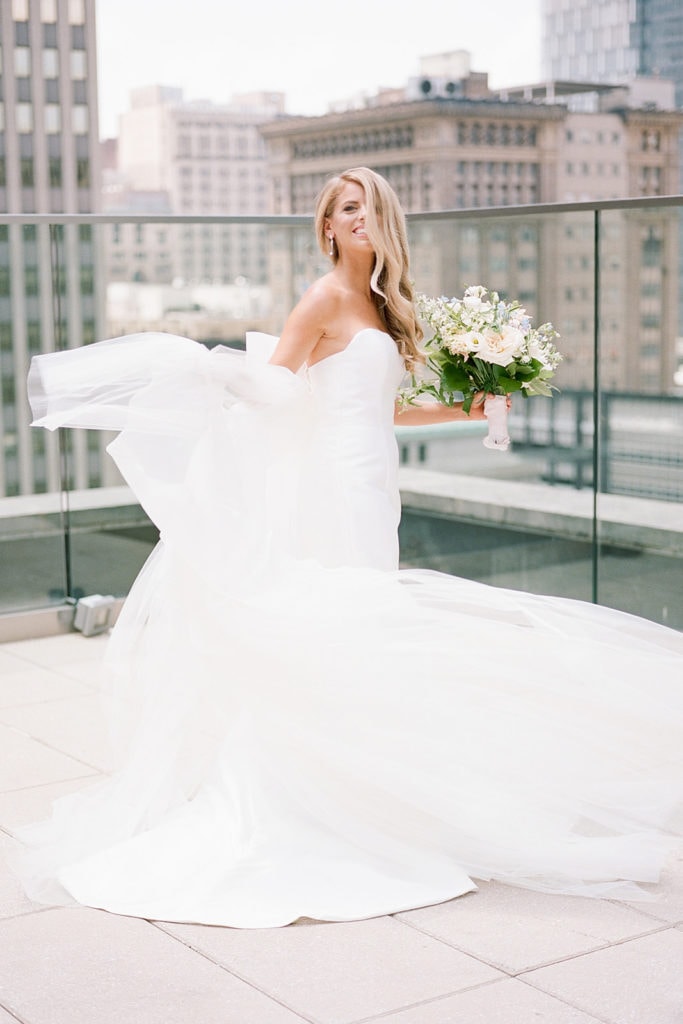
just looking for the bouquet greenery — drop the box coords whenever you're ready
[400,286,562,450]
[403,286,561,409]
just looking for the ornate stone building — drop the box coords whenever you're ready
[261,68,683,392]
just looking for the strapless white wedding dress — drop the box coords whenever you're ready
[15,328,683,927]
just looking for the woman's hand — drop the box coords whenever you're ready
[467,392,488,421]
[467,392,513,421]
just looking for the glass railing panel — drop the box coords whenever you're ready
[400,209,597,603]
[595,205,683,628]
[1,204,681,631]
[65,218,321,603]
[0,221,69,613]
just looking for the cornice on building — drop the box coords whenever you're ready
[260,99,569,139]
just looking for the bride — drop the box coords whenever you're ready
[16,167,683,928]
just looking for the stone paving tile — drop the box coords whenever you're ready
[372,977,604,1023]
[0,722,95,793]
[523,928,683,1024]
[0,1006,24,1023]
[2,634,109,670]
[0,775,99,837]
[0,647,43,674]
[0,907,310,1024]
[0,832,42,921]
[397,881,662,973]
[0,665,92,709]
[0,693,115,773]
[160,915,502,1024]
[51,656,106,688]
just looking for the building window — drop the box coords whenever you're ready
[41,0,58,20]
[16,103,33,132]
[24,266,39,295]
[45,105,60,132]
[44,78,59,102]
[69,0,85,22]
[71,24,86,49]
[27,320,41,354]
[82,319,96,345]
[641,130,660,152]
[14,20,30,46]
[42,49,59,76]
[16,77,32,102]
[72,80,87,104]
[43,23,57,47]
[20,157,34,187]
[80,266,94,294]
[70,50,86,78]
[642,232,661,267]
[72,106,88,132]
[48,156,62,186]
[76,157,90,187]
[14,47,31,76]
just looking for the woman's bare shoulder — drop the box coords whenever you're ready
[299,274,345,318]
[269,276,343,370]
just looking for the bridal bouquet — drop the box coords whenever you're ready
[401,286,562,451]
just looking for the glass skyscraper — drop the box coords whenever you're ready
[542,0,683,106]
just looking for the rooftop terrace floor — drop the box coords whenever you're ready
[0,632,681,1024]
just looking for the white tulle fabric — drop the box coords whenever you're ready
[14,329,683,927]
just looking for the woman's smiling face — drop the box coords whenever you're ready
[326,181,373,256]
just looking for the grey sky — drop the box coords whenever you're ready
[96,0,541,138]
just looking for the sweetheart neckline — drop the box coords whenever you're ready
[306,328,394,371]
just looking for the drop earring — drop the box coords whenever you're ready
[328,235,335,256]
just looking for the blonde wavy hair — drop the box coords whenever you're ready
[314,167,424,370]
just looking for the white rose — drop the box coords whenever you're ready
[476,327,520,367]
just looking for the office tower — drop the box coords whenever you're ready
[0,0,104,497]
[542,0,683,106]
[110,87,285,288]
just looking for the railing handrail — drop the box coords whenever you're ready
[1,194,682,226]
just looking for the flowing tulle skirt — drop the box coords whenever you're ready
[13,333,683,927]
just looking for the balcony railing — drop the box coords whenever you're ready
[1,196,682,637]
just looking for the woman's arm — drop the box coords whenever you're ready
[394,395,488,425]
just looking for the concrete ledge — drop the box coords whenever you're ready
[399,467,683,556]
[0,487,147,540]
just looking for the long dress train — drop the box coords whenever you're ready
[12,328,683,927]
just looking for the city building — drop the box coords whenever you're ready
[261,53,683,392]
[542,0,683,107]
[0,0,105,498]
[541,0,683,337]
[107,86,286,288]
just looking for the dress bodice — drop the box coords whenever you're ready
[298,329,406,571]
